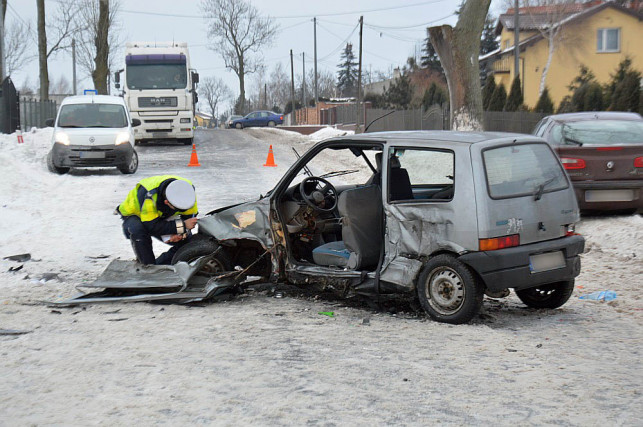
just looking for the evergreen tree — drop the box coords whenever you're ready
[337,43,358,97]
[421,29,443,73]
[606,58,642,112]
[557,96,574,114]
[422,82,448,110]
[504,76,523,112]
[364,92,386,109]
[534,87,554,114]
[481,77,496,110]
[386,73,413,109]
[480,13,499,55]
[583,82,604,111]
[487,84,507,111]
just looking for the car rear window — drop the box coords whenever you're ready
[483,143,568,199]
[58,104,128,128]
[550,120,643,146]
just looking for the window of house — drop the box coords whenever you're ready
[387,148,455,202]
[597,28,620,52]
[504,39,511,50]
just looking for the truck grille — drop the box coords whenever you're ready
[138,97,178,108]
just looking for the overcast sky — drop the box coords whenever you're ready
[5,0,506,111]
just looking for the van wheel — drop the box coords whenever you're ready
[171,235,232,274]
[119,150,138,174]
[46,150,69,174]
[515,280,575,309]
[417,254,483,324]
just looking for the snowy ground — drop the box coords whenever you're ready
[0,127,641,425]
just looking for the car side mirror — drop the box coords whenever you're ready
[131,118,141,127]
[45,118,55,127]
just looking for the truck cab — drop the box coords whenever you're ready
[115,42,199,145]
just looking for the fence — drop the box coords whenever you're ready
[365,105,449,132]
[483,110,546,133]
[19,97,58,130]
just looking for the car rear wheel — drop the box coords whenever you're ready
[267,120,276,127]
[119,150,138,174]
[417,254,484,324]
[46,150,70,174]
[171,235,232,275]
[235,123,243,129]
[515,280,575,309]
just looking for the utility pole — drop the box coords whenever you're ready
[302,52,306,122]
[264,83,267,109]
[356,16,363,131]
[514,0,520,81]
[0,3,5,81]
[72,39,77,95]
[313,17,318,104]
[290,49,296,125]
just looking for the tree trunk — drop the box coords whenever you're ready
[37,0,49,101]
[428,0,490,131]
[92,0,109,94]
[238,60,246,114]
[539,34,556,97]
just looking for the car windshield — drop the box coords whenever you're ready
[126,64,187,89]
[483,143,568,199]
[57,104,128,128]
[551,120,643,146]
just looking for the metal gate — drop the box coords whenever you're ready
[0,77,21,134]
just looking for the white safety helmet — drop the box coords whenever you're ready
[165,180,196,210]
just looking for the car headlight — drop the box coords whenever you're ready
[180,118,191,123]
[114,132,131,145]
[54,132,70,145]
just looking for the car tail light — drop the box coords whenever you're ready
[280,115,283,120]
[479,234,520,251]
[560,157,586,170]
[635,157,643,168]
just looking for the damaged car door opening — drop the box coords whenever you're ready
[55,131,584,325]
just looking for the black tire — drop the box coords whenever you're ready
[134,140,140,146]
[119,150,138,174]
[515,280,575,309]
[181,138,193,146]
[171,235,232,274]
[267,120,276,127]
[416,254,484,324]
[235,123,243,129]
[46,150,70,174]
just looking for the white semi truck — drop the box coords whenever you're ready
[114,42,199,145]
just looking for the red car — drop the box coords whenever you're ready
[534,112,643,213]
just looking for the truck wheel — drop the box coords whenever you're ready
[182,138,193,146]
[235,123,243,129]
[417,254,483,324]
[171,235,232,274]
[46,150,70,174]
[515,280,575,309]
[119,150,138,174]
[267,121,276,127]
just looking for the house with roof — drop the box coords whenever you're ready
[481,1,642,109]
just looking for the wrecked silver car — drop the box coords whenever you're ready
[63,131,585,324]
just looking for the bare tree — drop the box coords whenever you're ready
[50,74,72,94]
[4,21,33,76]
[428,0,491,130]
[201,0,279,114]
[76,0,121,94]
[199,76,232,121]
[517,0,581,96]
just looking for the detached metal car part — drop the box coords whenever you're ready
[62,131,585,324]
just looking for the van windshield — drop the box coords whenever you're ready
[483,143,568,199]
[57,104,128,128]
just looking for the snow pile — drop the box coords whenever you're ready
[309,127,354,142]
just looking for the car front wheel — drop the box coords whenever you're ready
[235,123,243,129]
[171,235,232,275]
[46,150,70,174]
[515,280,575,309]
[119,150,138,174]
[417,254,484,324]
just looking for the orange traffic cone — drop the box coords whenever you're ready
[263,145,277,167]
[188,143,201,167]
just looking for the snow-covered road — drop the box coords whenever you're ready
[0,127,641,425]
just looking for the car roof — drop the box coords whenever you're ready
[60,95,126,106]
[543,112,643,122]
[332,130,538,145]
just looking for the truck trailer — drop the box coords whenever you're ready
[115,42,199,145]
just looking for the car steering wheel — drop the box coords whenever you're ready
[299,177,338,213]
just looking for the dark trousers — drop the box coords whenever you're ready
[122,216,189,265]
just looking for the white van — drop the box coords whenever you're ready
[46,95,140,174]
